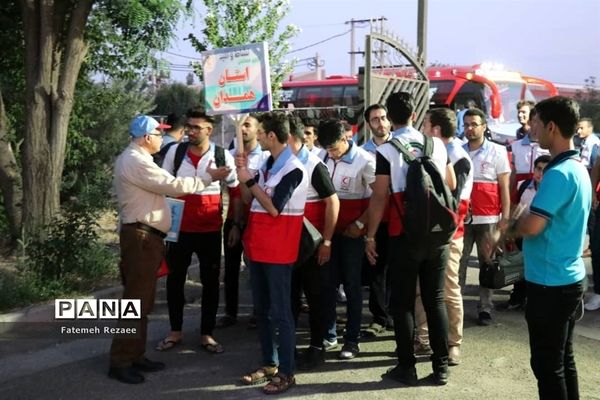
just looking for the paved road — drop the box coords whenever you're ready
[1,259,599,400]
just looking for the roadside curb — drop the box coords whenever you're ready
[0,285,123,324]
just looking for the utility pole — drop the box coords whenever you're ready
[345,17,387,75]
[417,0,428,66]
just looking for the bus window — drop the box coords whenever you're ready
[343,85,359,106]
[495,81,534,124]
[452,81,487,114]
[430,80,456,107]
[280,88,296,105]
[296,85,344,107]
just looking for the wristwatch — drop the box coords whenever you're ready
[354,220,365,230]
[323,239,332,247]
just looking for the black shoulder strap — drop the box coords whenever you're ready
[173,142,190,176]
[389,137,416,163]
[517,178,532,203]
[154,141,177,167]
[422,133,433,158]
[214,145,226,168]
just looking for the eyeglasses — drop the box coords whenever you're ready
[369,116,388,123]
[464,122,484,129]
[147,131,163,137]
[185,123,210,132]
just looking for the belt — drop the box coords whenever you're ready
[123,222,167,239]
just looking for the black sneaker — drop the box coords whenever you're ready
[108,366,145,384]
[383,365,418,386]
[338,343,360,360]
[216,315,237,328]
[297,346,325,370]
[477,311,492,326]
[132,358,165,372]
[432,367,449,385]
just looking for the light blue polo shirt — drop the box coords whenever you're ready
[523,150,591,286]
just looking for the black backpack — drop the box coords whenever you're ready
[389,134,459,247]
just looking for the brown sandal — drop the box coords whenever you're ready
[241,365,278,385]
[262,373,296,395]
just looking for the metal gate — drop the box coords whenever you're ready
[358,26,429,142]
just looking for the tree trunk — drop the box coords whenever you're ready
[19,0,93,238]
[0,88,23,241]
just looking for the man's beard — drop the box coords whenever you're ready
[189,136,203,146]
[372,129,389,138]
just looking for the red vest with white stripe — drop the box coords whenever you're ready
[243,150,308,264]
[464,139,511,224]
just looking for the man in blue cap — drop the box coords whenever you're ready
[109,115,230,384]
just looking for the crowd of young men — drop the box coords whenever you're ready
[111,94,595,399]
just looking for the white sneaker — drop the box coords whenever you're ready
[322,338,338,351]
[584,293,600,311]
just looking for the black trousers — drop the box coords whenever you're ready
[367,223,392,327]
[291,255,330,348]
[388,235,449,372]
[222,218,244,318]
[166,231,221,335]
[526,280,585,400]
[590,211,600,295]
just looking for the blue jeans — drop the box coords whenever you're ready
[248,261,295,376]
[526,280,585,400]
[325,234,365,345]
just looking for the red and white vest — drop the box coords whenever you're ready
[297,146,329,234]
[226,145,270,220]
[162,142,238,233]
[322,141,375,232]
[377,131,448,236]
[511,135,549,182]
[447,138,473,239]
[464,139,511,224]
[243,148,308,264]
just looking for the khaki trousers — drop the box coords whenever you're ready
[415,237,464,347]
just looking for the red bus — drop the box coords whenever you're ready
[281,64,562,143]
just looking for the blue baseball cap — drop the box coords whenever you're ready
[129,115,171,138]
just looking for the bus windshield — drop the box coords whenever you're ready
[495,80,535,123]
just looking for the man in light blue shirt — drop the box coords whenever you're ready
[512,96,589,400]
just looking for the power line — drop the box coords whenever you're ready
[288,29,352,54]
[162,50,202,60]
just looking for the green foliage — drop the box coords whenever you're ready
[0,204,118,311]
[17,205,117,291]
[0,268,39,312]
[87,0,189,80]
[187,0,299,105]
[62,78,155,209]
[23,204,110,280]
[153,83,203,116]
[576,76,600,129]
